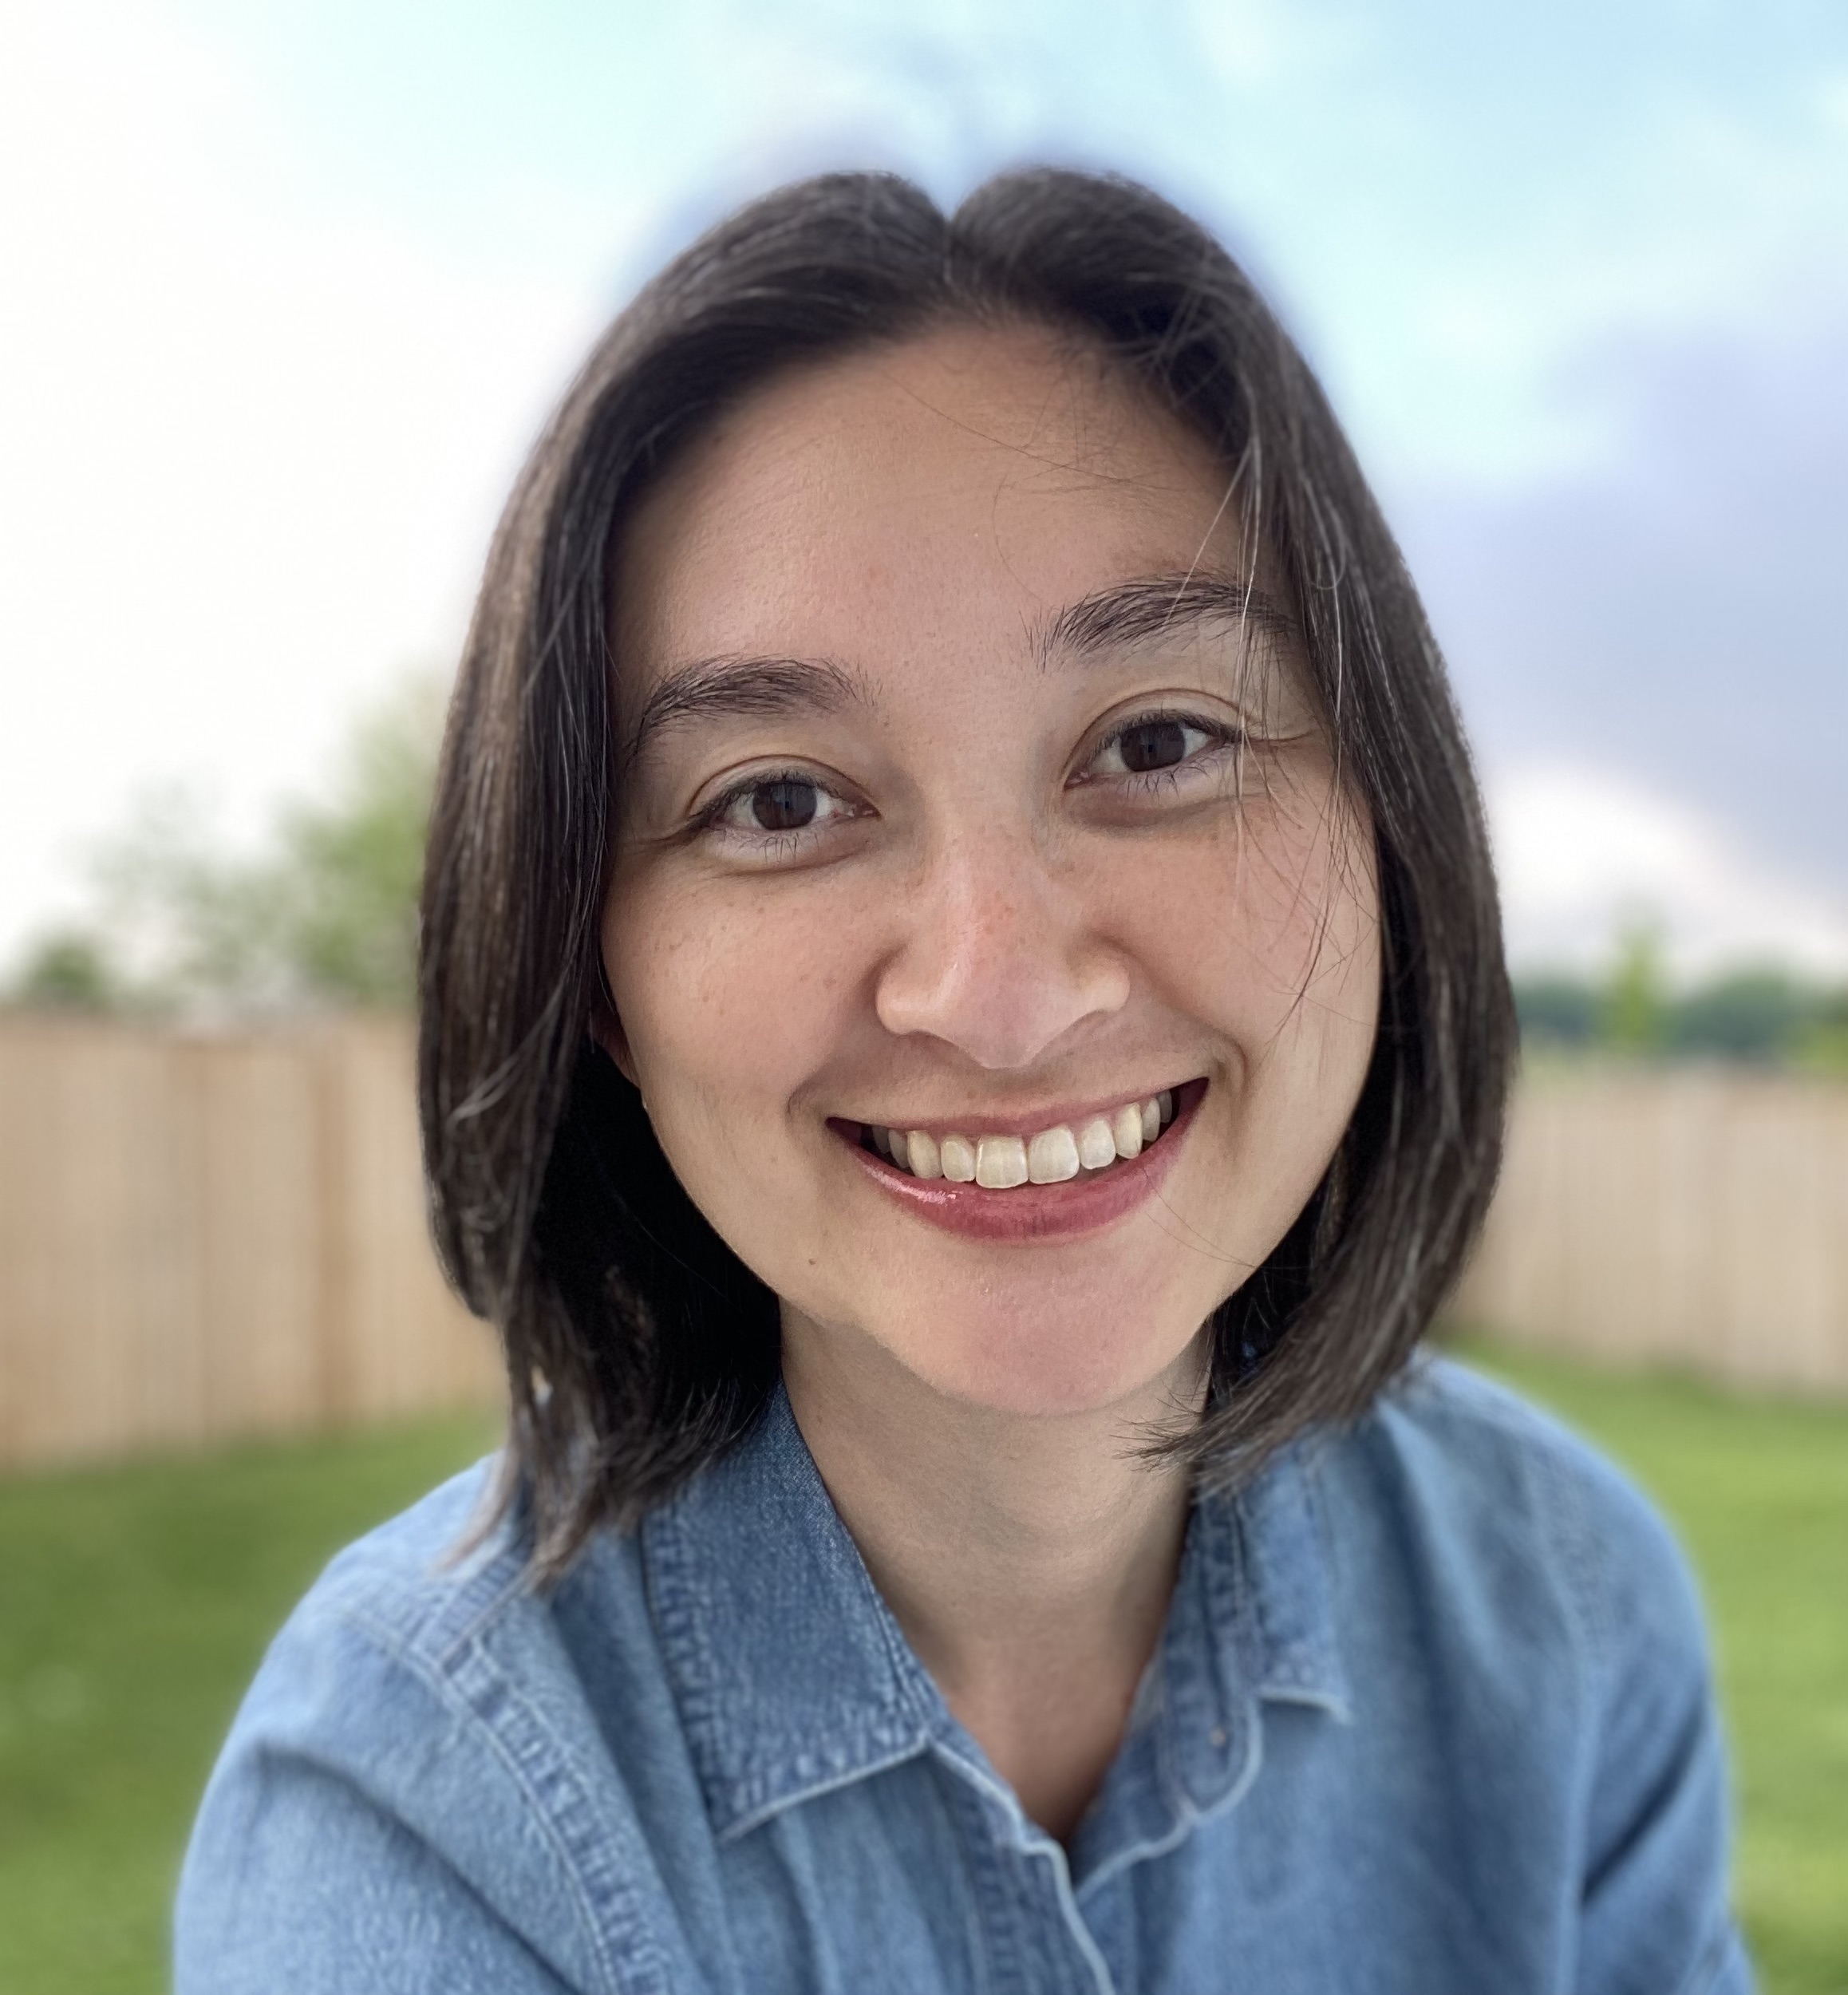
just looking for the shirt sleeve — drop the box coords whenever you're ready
[172,1594,622,1995]
[1560,1443,1755,1995]
[176,1743,577,1995]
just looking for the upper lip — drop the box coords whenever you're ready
[839,1080,1195,1143]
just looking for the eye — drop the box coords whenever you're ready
[698,768,866,852]
[1114,718,1193,774]
[1084,711,1239,784]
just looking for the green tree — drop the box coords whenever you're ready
[1792,990,1848,1076]
[270,674,445,1006]
[8,930,120,1011]
[1599,921,1670,1057]
[1512,974,1601,1049]
[1668,969,1825,1064]
[3,672,444,1017]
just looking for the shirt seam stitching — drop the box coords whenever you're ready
[340,1600,668,1995]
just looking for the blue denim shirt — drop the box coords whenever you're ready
[176,1358,1751,1993]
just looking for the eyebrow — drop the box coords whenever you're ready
[622,654,868,768]
[1033,571,1297,666]
[622,571,1299,765]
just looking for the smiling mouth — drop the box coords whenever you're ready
[854,1082,1194,1189]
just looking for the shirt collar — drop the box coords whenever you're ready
[642,1383,1349,1844]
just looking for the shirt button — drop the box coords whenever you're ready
[1210,1726,1228,1748]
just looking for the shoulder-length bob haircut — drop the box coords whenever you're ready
[421,167,1515,1576]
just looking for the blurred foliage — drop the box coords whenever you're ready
[1510,973,1601,1047]
[9,931,121,1012]
[1598,922,1672,1056]
[273,677,444,1005]
[1515,925,1848,1073]
[1789,997,1848,1077]
[3,674,444,1018]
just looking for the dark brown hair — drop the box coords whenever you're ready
[420,168,1516,1577]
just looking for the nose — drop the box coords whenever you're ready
[873,825,1131,1070]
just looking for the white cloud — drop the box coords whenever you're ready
[3,0,1840,981]
[0,0,614,957]
[1489,764,1848,981]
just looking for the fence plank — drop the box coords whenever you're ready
[0,1014,499,1470]
[1452,1067,1848,1392]
[4,1021,1845,1471]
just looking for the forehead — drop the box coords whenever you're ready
[610,322,1249,694]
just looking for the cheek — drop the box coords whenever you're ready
[1102,788,1378,1250]
[1104,777,1377,1046]
[601,875,856,1117]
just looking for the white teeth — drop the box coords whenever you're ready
[871,1088,1185,1186]
[1077,1116,1117,1170]
[975,1135,1029,1188]
[1027,1126,1081,1183]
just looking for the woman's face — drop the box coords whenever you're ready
[602,323,1379,1419]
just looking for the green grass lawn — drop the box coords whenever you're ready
[0,1410,501,1995]
[1,1350,1843,1993]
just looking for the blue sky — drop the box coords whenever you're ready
[3,0,1845,971]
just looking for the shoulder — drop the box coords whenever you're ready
[215,1456,585,1764]
[1317,1353,1709,1692]
[1321,1365,1747,1986]
[201,1450,678,1799]
[274,1455,534,1673]
[176,1462,683,1995]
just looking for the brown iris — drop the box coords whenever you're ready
[1117,720,1189,773]
[752,779,819,830]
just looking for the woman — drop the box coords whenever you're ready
[176,171,1750,1993]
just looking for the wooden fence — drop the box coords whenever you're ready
[3,1019,1846,1472]
[1451,1066,1848,1393]
[0,1013,499,1470]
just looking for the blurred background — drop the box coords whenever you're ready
[1,2,1843,1990]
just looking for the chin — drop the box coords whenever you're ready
[885,1299,1202,1422]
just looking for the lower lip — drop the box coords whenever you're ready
[837,1082,1204,1243]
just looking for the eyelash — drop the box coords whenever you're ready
[690,771,865,859]
[1078,709,1246,794]
[690,707,1244,859]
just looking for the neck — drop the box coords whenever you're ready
[780,1312,1206,1843]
